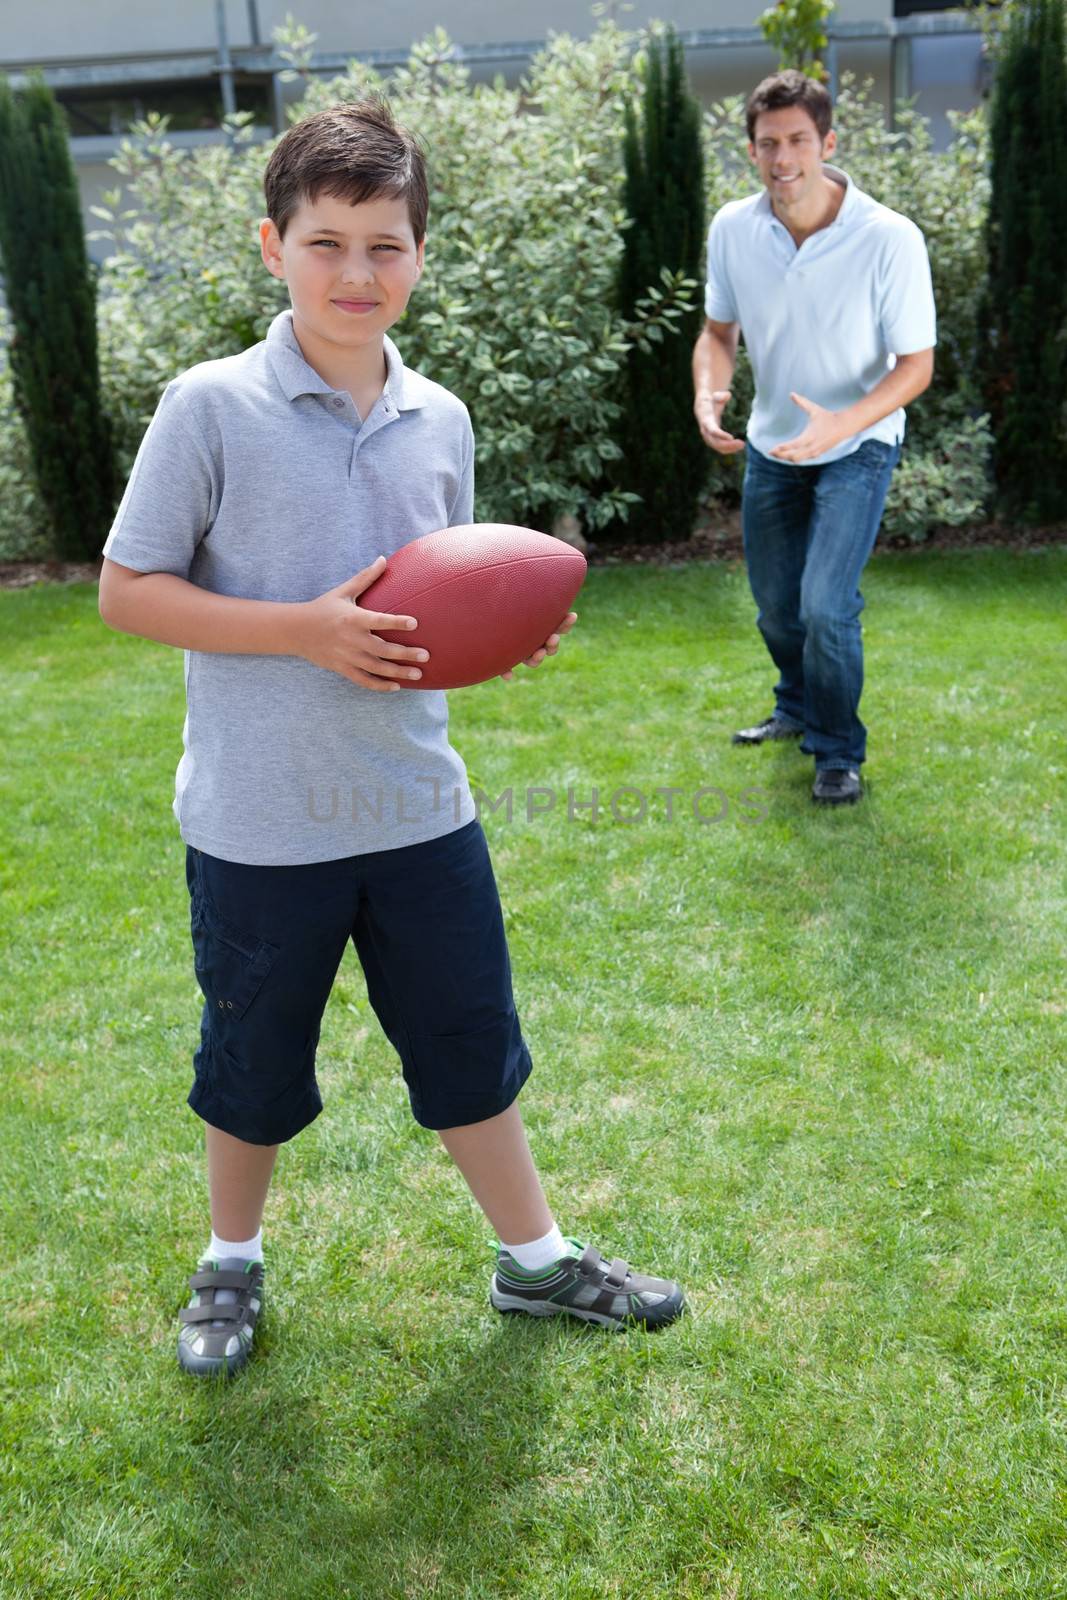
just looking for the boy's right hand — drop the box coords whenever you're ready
[291,555,428,692]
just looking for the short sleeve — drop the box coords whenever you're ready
[879,221,937,355]
[101,382,220,575]
[447,415,475,527]
[704,210,738,323]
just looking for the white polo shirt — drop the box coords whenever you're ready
[704,164,937,464]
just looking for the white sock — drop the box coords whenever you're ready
[499,1223,568,1271]
[203,1229,263,1310]
[208,1228,263,1263]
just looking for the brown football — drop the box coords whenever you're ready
[361,523,587,690]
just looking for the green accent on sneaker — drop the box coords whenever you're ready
[495,1237,585,1282]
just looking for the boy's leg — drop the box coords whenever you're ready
[180,844,358,1375]
[353,821,686,1329]
[437,1102,552,1245]
[206,1123,279,1240]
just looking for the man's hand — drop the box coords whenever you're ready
[500,612,578,681]
[291,555,429,691]
[769,393,848,463]
[694,389,746,455]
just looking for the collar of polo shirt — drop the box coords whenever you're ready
[264,308,428,413]
[756,162,856,232]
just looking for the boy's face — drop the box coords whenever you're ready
[748,105,836,214]
[259,191,424,350]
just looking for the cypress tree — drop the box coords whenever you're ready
[0,71,115,560]
[614,27,707,543]
[979,0,1067,522]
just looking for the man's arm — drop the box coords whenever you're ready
[692,318,746,456]
[768,348,934,464]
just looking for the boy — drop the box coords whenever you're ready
[692,70,936,806]
[98,98,685,1376]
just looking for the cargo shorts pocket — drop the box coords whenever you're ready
[191,895,281,1022]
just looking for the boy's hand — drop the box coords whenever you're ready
[291,556,428,692]
[500,612,577,681]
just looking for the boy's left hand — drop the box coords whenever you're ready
[500,612,577,681]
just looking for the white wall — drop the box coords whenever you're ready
[3,0,893,64]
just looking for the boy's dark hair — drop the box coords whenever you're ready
[263,97,429,243]
[745,70,833,142]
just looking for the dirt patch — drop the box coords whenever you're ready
[1,516,1066,589]
[0,557,104,590]
[586,507,1067,566]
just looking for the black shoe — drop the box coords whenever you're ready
[732,714,804,746]
[812,768,862,805]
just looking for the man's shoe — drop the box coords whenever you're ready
[812,767,862,805]
[177,1256,264,1377]
[732,714,804,746]
[491,1240,685,1331]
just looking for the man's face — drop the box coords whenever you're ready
[260,190,424,347]
[748,106,836,212]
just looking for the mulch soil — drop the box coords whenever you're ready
[2,514,1066,590]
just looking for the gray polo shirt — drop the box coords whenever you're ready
[102,309,477,865]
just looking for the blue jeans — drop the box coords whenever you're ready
[741,438,901,770]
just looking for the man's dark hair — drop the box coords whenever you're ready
[745,70,833,142]
[263,97,429,243]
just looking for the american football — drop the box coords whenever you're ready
[361,523,587,690]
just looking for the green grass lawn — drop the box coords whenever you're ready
[1,549,1065,1600]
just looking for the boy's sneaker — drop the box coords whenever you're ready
[491,1239,685,1330]
[177,1256,264,1377]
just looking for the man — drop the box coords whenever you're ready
[693,70,936,805]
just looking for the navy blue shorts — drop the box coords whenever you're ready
[185,819,533,1144]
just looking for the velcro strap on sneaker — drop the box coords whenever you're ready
[576,1245,602,1278]
[604,1258,630,1290]
[188,1269,256,1293]
[179,1302,249,1326]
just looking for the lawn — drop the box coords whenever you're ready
[1,548,1065,1600]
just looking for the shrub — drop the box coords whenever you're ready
[90,24,691,537]
[0,304,52,561]
[614,25,707,542]
[0,71,116,560]
[758,0,836,83]
[979,0,1067,522]
[89,109,282,477]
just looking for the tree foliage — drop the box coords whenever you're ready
[758,0,836,83]
[978,0,1067,522]
[0,71,115,560]
[613,26,706,542]
[83,25,692,538]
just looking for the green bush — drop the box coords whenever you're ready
[0,71,116,560]
[0,306,52,561]
[979,0,1067,522]
[614,25,707,542]
[88,109,281,475]
[701,75,993,540]
[87,25,688,537]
